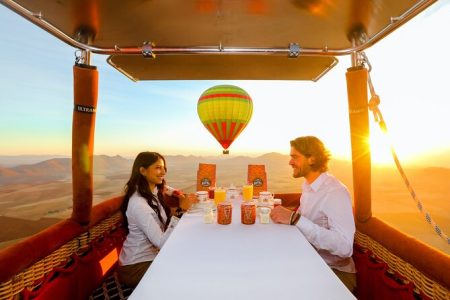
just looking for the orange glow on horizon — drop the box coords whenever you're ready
[368,128,441,167]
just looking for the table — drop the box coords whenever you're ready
[130,199,356,300]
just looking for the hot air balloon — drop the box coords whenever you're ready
[197,85,253,154]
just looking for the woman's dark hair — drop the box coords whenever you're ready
[121,152,171,231]
[290,136,330,172]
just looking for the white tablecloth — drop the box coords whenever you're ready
[130,200,356,300]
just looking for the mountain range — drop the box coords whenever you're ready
[0,153,299,186]
[0,155,133,185]
[2,152,449,189]
[1,153,450,253]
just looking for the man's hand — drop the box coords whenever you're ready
[270,206,294,225]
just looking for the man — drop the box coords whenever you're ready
[270,136,356,293]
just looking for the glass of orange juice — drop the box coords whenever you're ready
[214,187,226,206]
[242,184,253,201]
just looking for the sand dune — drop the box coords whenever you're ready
[0,216,61,241]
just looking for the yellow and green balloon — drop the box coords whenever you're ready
[197,85,253,154]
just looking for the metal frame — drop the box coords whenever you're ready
[1,0,436,57]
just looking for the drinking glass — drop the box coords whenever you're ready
[242,184,253,201]
[208,186,215,199]
[214,187,226,206]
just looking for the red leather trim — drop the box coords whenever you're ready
[89,196,123,227]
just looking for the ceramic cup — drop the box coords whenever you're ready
[259,191,274,203]
[196,191,208,202]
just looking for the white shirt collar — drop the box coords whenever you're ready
[152,186,158,195]
[303,172,328,192]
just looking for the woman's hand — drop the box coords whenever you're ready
[179,193,197,211]
[270,206,294,225]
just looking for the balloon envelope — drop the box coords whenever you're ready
[197,85,253,152]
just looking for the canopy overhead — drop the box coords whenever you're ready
[107,55,338,81]
[2,0,437,81]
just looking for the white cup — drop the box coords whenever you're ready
[259,191,274,203]
[196,191,208,202]
[273,198,282,207]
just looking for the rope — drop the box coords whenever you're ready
[362,53,450,245]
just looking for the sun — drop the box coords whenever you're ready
[369,128,428,167]
[369,129,395,167]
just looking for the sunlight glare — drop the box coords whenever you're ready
[369,124,430,167]
[370,128,393,166]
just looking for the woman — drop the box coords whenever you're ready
[118,151,184,287]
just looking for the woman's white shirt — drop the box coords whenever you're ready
[119,190,179,266]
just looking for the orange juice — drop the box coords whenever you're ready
[214,188,226,206]
[242,184,253,201]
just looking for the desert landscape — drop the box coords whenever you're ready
[1,153,449,254]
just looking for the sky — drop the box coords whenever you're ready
[0,2,449,167]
